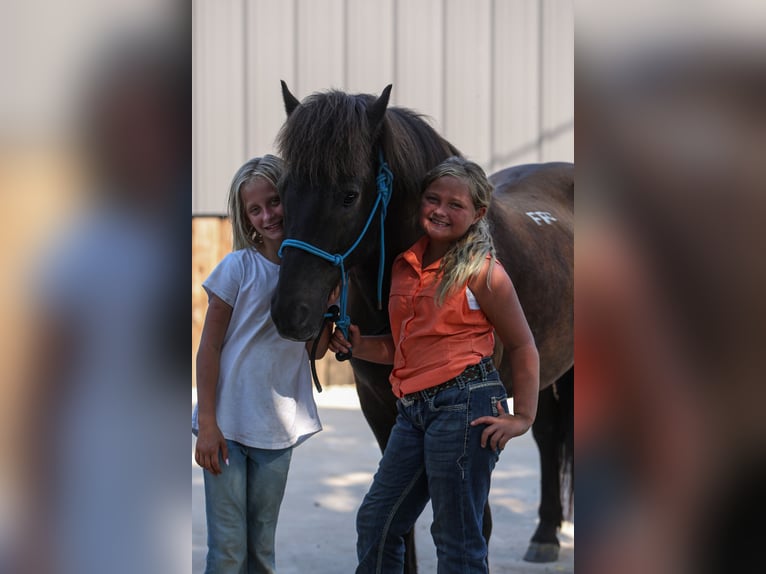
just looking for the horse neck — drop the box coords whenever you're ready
[348,107,458,333]
[347,263,391,335]
[344,189,418,336]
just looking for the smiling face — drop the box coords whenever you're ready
[419,175,486,247]
[241,177,284,250]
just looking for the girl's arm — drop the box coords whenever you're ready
[469,260,540,450]
[195,294,233,475]
[329,324,396,364]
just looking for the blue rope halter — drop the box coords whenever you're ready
[278,150,394,360]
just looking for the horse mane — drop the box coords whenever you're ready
[381,107,461,200]
[276,88,459,191]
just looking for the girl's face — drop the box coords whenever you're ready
[420,176,485,245]
[241,177,284,245]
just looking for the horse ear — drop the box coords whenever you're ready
[281,80,300,116]
[367,84,392,129]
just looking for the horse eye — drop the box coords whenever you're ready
[343,192,359,206]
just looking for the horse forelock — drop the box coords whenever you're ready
[277,90,377,185]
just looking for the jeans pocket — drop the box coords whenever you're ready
[429,386,468,412]
[468,379,505,416]
[490,395,509,417]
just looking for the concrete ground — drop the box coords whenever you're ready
[192,385,574,573]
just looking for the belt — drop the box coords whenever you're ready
[402,359,496,401]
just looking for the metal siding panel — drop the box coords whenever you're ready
[346,0,394,93]
[193,0,247,215]
[542,126,574,163]
[394,0,444,125]
[541,0,574,162]
[491,0,541,171]
[247,0,296,158]
[295,0,345,94]
[192,0,574,215]
[444,0,492,167]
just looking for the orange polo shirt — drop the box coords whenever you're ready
[388,237,495,397]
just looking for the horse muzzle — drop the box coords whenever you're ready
[271,298,319,341]
[270,291,325,341]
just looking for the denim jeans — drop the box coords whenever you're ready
[356,358,507,574]
[203,439,293,574]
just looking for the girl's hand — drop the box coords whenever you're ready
[195,423,229,475]
[329,324,360,355]
[470,402,533,452]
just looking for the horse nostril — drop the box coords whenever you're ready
[272,298,320,341]
[287,304,319,341]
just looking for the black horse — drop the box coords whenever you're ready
[270,83,573,569]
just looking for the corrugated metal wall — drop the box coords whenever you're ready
[193,0,573,215]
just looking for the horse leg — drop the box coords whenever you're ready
[523,366,574,563]
[352,360,419,574]
[524,383,562,562]
[353,368,397,451]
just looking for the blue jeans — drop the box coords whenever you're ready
[203,439,292,574]
[356,358,507,574]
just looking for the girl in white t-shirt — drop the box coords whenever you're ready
[193,155,333,574]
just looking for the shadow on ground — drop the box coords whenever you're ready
[192,386,573,573]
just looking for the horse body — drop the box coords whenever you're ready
[271,83,573,569]
[487,163,574,389]
[481,164,575,563]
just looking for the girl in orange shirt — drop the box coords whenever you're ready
[330,156,539,574]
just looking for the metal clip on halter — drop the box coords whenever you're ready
[309,304,347,393]
[328,304,352,362]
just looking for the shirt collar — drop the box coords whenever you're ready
[401,236,440,273]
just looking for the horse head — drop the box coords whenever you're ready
[271,82,392,341]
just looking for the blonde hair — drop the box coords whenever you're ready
[422,156,496,305]
[227,155,284,250]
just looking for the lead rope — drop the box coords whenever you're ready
[308,305,341,393]
[279,150,393,386]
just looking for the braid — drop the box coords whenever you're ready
[436,218,495,305]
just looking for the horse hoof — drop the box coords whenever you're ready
[523,542,560,563]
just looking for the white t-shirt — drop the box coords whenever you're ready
[192,248,321,449]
